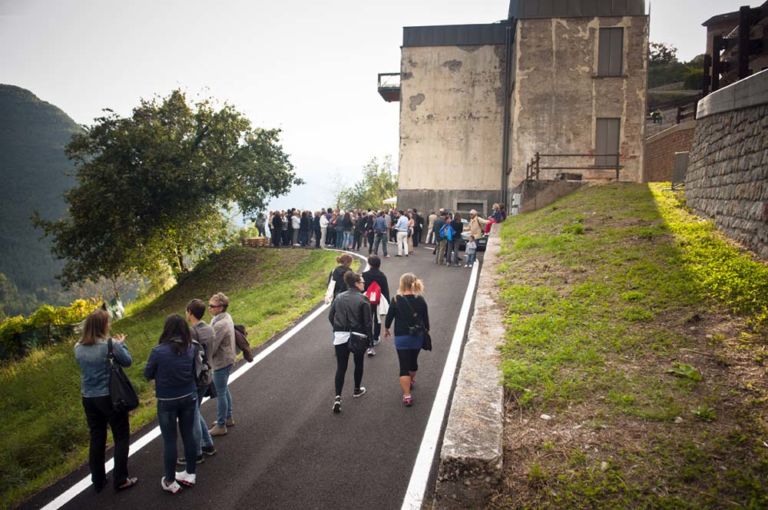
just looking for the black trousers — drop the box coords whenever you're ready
[82,395,130,489]
[334,343,364,396]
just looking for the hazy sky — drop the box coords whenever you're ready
[0,0,752,211]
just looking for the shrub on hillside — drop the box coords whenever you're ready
[0,299,98,360]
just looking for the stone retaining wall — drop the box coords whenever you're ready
[434,225,505,508]
[685,70,768,260]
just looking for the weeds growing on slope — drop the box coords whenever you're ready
[492,183,768,509]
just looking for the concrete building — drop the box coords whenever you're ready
[379,0,649,217]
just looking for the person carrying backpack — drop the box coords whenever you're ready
[436,213,453,265]
[362,255,390,357]
[181,299,217,466]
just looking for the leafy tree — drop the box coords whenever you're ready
[35,90,301,288]
[337,156,398,211]
[649,42,678,66]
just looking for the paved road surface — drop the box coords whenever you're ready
[23,246,478,510]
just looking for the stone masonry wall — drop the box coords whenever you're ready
[643,121,696,182]
[685,104,768,259]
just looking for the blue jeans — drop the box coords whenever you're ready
[335,228,344,248]
[467,252,477,266]
[373,232,388,256]
[192,387,213,455]
[157,394,197,482]
[213,365,233,426]
[343,231,353,249]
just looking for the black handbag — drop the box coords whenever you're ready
[108,338,139,413]
[348,332,369,354]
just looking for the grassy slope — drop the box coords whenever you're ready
[0,246,345,508]
[491,183,768,509]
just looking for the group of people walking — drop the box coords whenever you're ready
[73,201,505,498]
[75,293,240,495]
[327,253,430,412]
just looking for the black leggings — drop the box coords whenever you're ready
[334,343,364,396]
[396,349,420,377]
[82,395,130,488]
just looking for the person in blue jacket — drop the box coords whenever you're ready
[145,314,198,494]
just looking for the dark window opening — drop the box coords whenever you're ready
[595,118,620,167]
[598,27,624,76]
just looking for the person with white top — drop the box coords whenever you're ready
[395,211,409,257]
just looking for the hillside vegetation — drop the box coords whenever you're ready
[492,183,768,509]
[0,85,81,314]
[0,246,345,508]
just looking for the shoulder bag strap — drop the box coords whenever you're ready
[400,295,426,330]
[107,337,114,363]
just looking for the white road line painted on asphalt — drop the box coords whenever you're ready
[401,261,480,510]
[42,248,368,510]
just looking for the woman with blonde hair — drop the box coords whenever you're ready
[384,273,430,407]
[75,308,138,493]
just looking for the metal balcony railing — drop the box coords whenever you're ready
[524,152,623,181]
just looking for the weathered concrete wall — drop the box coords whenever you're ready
[510,15,648,186]
[511,179,586,213]
[397,189,500,220]
[643,121,696,182]
[398,45,506,195]
[686,70,768,260]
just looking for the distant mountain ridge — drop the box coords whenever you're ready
[0,84,81,312]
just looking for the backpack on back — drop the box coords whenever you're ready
[440,223,453,241]
[364,280,382,305]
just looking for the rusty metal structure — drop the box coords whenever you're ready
[703,2,768,94]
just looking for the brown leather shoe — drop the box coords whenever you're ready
[209,424,228,436]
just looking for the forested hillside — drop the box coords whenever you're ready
[0,84,81,314]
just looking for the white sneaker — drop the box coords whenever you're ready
[176,469,197,487]
[366,347,376,357]
[161,477,182,494]
[175,471,196,487]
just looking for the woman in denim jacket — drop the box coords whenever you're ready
[74,309,138,493]
[145,314,198,494]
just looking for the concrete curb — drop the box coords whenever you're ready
[433,224,505,508]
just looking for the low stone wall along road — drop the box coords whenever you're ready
[23,246,479,510]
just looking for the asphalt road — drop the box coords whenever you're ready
[24,245,478,510]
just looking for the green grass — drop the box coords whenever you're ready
[493,183,768,508]
[0,246,344,509]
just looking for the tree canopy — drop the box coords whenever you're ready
[649,42,678,66]
[337,156,398,211]
[35,90,301,287]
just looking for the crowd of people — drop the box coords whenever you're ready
[262,202,507,266]
[73,201,508,497]
[75,293,240,495]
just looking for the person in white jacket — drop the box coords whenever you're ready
[319,211,329,248]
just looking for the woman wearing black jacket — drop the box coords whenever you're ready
[362,255,390,357]
[328,271,373,413]
[329,253,353,299]
[384,273,429,407]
